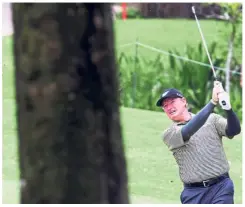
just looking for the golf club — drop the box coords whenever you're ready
[192,6,227,107]
[192,6,217,81]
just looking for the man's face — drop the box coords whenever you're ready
[162,97,187,121]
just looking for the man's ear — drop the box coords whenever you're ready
[182,97,188,108]
[181,97,187,103]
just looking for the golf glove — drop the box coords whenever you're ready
[212,81,225,104]
[218,92,231,110]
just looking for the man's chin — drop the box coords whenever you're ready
[168,113,181,121]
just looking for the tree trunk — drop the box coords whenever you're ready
[225,24,235,94]
[12,3,129,204]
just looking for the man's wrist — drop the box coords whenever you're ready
[222,106,232,110]
[225,108,233,113]
[210,99,218,105]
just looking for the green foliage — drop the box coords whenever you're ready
[219,3,242,23]
[210,3,242,65]
[118,52,165,110]
[117,42,242,121]
[116,7,142,19]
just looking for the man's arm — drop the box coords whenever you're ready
[162,97,217,150]
[163,101,216,150]
[212,90,241,138]
[213,109,241,139]
[218,91,241,137]
[181,101,216,141]
[225,109,241,136]
[181,81,223,142]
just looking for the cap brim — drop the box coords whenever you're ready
[156,95,183,107]
[156,97,164,107]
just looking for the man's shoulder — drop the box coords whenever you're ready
[163,122,176,132]
[207,113,222,122]
[162,123,180,139]
[162,122,185,149]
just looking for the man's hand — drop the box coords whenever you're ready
[212,81,224,105]
[218,91,231,110]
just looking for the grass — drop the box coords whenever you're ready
[114,19,242,63]
[2,19,243,204]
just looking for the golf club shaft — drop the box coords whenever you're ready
[192,7,217,80]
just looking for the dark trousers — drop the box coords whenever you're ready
[180,177,234,204]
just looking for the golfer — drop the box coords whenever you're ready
[156,81,241,204]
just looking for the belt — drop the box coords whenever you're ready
[184,173,230,188]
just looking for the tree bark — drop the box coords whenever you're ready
[12,3,129,204]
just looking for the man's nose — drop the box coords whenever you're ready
[165,105,172,111]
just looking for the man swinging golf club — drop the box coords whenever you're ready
[156,81,241,204]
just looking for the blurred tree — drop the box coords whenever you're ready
[207,3,242,92]
[220,3,242,93]
[12,3,129,204]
